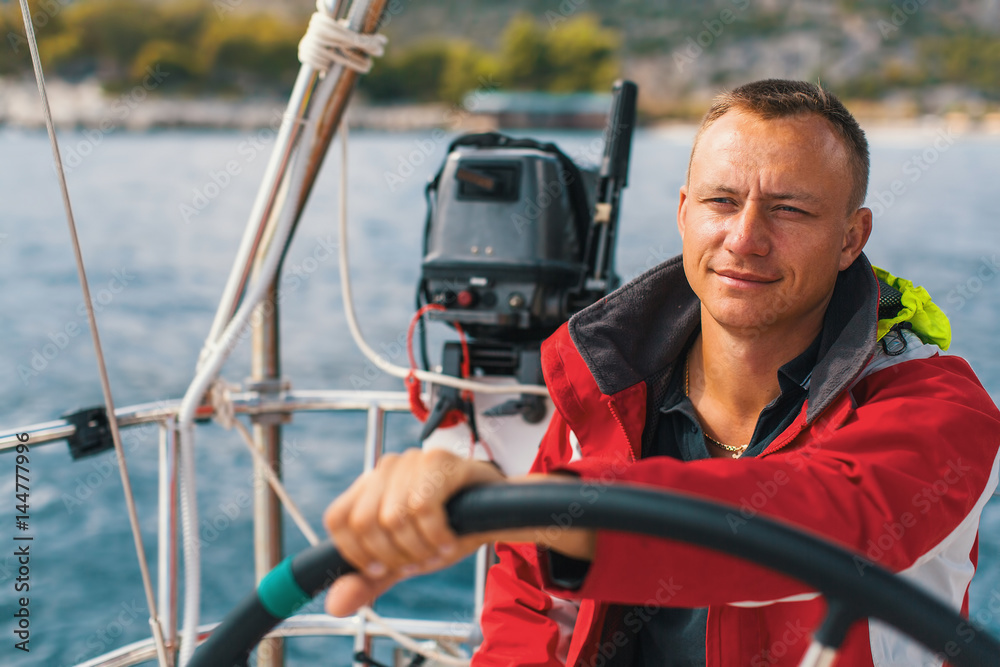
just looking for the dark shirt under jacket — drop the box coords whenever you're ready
[545,333,821,666]
[624,332,821,667]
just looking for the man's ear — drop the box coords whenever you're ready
[677,185,689,240]
[840,206,873,271]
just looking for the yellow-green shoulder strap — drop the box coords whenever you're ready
[873,265,951,351]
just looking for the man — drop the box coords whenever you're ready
[323,80,1000,666]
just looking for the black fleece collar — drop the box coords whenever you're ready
[567,253,880,425]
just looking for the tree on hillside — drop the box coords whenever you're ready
[497,12,620,93]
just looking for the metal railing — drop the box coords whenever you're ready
[0,390,412,452]
[2,388,479,667]
[75,615,474,667]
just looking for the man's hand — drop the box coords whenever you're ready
[323,448,504,616]
[322,447,597,617]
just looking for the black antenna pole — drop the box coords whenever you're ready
[590,79,638,289]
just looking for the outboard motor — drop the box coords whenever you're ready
[421,133,598,343]
[414,80,637,438]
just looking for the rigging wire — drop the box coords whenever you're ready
[215,374,474,666]
[210,380,321,547]
[14,1,168,665]
[358,608,470,667]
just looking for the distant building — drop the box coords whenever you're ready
[461,91,612,130]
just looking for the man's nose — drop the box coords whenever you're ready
[722,201,770,256]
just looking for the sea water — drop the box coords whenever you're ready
[0,125,998,665]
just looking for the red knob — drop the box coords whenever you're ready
[456,290,475,308]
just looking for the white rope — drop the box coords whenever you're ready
[232,419,322,546]
[209,379,238,430]
[176,144,314,666]
[359,607,471,666]
[14,2,169,665]
[176,64,346,664]
[176,424,200,667]
[298,0,387,74]
[210,380,322,546]
[335,121,550,397]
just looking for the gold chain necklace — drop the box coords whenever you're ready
[684,352,748,459]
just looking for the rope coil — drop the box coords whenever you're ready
[298,0,387,74]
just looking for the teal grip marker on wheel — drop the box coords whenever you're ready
[189,543,350,667]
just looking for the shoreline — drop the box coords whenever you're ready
[0,78,458,132]
[4,79,1000,135]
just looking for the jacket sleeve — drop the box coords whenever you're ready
[473,412,580,666]
[545,356,1000,608]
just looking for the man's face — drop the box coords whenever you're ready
[678,109,871,337]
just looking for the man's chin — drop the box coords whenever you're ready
[702,305,790,338]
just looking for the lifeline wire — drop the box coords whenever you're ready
[15,1,168,665]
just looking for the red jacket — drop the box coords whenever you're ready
[474,255,1000,667]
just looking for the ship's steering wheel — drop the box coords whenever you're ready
[190,482,1000,666]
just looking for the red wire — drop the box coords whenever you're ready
[406,305,495,462]
[405,304,471,428]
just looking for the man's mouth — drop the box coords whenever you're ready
[713,269,780,286]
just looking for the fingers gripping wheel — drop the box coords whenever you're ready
[190,483,1000,667]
